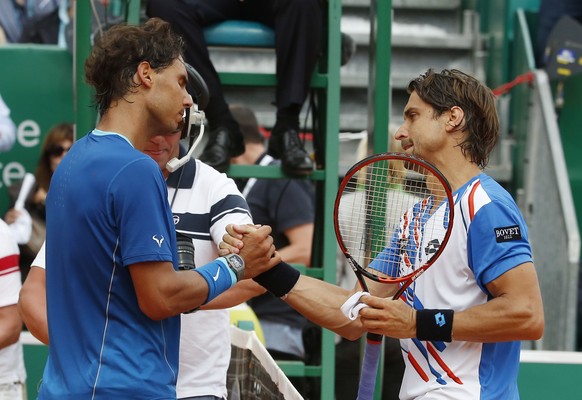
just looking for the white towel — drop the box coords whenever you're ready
[340,291,370,320]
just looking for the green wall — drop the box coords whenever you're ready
[557,73,582,250]
[23,343,48,399]
[519,357,582,398]
[0,45,74,215]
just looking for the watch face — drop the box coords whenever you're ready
[226,254,245,281]
[228,254,244,269]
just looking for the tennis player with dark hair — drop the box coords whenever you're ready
[20,134,264,399]
[37,18,279,399]
[222,69,544,399]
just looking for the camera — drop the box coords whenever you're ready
[176,233,196,271]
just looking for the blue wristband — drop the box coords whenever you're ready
[195,259,237,304]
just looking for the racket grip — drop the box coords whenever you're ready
[356,333,383,400]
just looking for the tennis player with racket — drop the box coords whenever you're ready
[221,68,544,399]
[333,151,455,400]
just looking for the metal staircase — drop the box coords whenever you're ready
[339,0,513,185]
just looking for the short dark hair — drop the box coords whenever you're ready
[407,69,499,168]
[229,104,265,145]
[85,18,184,115]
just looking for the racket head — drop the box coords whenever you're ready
[334,152,454,287]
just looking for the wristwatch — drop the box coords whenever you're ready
[224,253,245,282]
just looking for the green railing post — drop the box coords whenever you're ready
[126,0,141,25]
[319,1,342,398]
[75,0,96,138]
[369,0,392,155]
[367,1,392,398]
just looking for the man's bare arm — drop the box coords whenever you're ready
[359,262,544,342]
[18,266,49,345]
[451,262,544,342]
[0,304,22,349]
[130,225,280,320]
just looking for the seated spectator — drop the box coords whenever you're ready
[4,122,73,280]
[0,0,61,45]
[57,0,122,51]
[147,0,321,176]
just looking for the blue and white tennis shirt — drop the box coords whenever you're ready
[395,173,532,400]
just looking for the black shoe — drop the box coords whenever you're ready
[341,32,356,67]
[267,128,314,176]
[199,128,245,173]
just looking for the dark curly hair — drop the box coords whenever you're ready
[407,69,499,169]
[85,18,185,115]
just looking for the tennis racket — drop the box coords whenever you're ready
[334,152,454,400]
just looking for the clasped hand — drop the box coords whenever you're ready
[220,223,281,280]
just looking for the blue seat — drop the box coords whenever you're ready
[203,20,275,48]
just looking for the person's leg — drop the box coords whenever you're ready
[272,0,322,114]
[266,0,322,176]
[147,0,245,172]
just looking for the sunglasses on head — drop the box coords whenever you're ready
[47,145,71,157]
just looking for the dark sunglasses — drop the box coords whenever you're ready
[47,145,71,157]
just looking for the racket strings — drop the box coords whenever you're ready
[338,158,451,282]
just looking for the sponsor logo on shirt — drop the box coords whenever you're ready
[494,225,521,243]
[152,235,165,247]
[424,238,440,256]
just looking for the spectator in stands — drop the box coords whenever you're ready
[229,104,315,397]
[57,0,124,51]
[4,123,73,281]
[28,19,278,399]
[0,218,26,399]
[0,94,16,152]
[0,0,61,45]
[536,0,582,67]
[146,0,320,176]
[221,68,544,399]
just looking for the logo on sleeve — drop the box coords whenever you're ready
[152,235,165,247]
[494,225,521,243]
